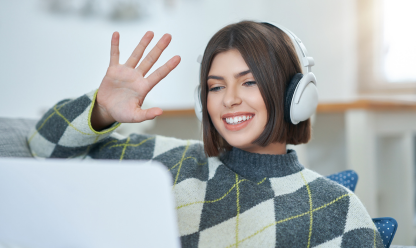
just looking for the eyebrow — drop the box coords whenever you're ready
[207,70,251,80]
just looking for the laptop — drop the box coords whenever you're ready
[0,158,181,248]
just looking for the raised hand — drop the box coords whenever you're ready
[91,31,181,131]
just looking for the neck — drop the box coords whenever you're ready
[238,142,286,155]
[220,148,303,181]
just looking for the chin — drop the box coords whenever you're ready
[222,135,256,151]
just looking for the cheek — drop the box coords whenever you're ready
[255,97,267,115]
[206,94,224,134]
[245,92,268,125]
[207,94,219,120]
[206,95,213,119]
[245,91,267,112]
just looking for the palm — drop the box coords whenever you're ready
[99,65,151,122]
[96,31,181,125]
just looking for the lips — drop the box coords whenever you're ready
[221,112,255,131]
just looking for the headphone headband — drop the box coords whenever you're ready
[262,22,315,73]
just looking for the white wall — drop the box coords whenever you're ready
[0,0,358,119]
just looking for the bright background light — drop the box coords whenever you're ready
[383,0,416,82]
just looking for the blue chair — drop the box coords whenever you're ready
[326,170,398,248]
[373,217,398,248]
[326,170,358,192]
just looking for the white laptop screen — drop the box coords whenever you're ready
[0,158,180,248]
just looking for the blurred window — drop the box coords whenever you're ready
[383,0,416,83]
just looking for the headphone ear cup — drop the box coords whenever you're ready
[194,86,203,122]
[284,73,304,124]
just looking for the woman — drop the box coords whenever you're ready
[28,21,383,247]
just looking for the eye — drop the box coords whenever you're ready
[243,81,257,86]
[209,86,224,92]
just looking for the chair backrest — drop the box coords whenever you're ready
[326,170,358,192]
[326,170,397,248]
[372,217,398,248]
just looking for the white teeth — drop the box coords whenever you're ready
[225,115,253,125]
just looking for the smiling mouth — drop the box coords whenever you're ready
[223,115,254,125]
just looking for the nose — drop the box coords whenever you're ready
[223,87,242,108]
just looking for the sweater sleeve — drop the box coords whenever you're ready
[27,90,121,159]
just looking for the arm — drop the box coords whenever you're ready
[27,90,120,158]
[27,31,181,159]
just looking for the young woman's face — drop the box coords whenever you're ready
[207,49,270,153]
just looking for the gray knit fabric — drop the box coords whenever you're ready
[27,90,384,248]
[220,148,304,181]
[0,117,37,157]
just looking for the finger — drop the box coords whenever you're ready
[146,55,181,88]
[125,31,154,68]
[110,32,120,66]
[137,33,172,76]
[133,107,163,123]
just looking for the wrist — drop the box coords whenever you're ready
[91,98,116,131]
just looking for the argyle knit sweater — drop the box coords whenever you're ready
[27,90,384,248]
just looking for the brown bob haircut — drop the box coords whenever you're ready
[200,20,311,157]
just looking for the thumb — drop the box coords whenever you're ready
[133,107,163,122]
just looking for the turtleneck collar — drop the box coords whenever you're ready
[219,148,304,182]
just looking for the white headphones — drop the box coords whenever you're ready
[194,22,318,125]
